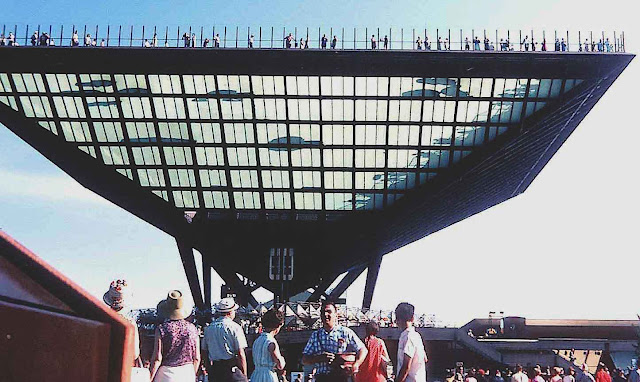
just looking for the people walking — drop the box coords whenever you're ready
[285,33,294,49]
[213,34,220,48]
[370,35,377,49]
[355,321,390,382]
[512,365,529,382]
[564,367,577,382]
[331,35,337,49]
[103,280,141,364]
[579,364,596,382]
[84,34,92,46]
[416,36,423,50]
[249,35,254,48]
[382,35,389,49]
[302,300,367,382]
[31,31,38,46]
[627,364,640,382]
[596,364,612,382]
[202,297,249,381]
[465,37,470,50]
[250,309,286,382]
[473,36,480,50]
[39,32,49,46]
[149,290,200,382]
[395,302,427,382]
[321,34,328,49]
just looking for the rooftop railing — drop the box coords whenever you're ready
[0,24,627,53]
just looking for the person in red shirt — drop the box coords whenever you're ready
[596,364,613,382]
[355,321,390,382]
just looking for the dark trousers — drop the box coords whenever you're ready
[314,373,352,382]
[207,359,247,382]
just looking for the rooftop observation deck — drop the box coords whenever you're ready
[0,24,628,52]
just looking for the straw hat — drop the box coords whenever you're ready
[157,290,191,320]
[103,279,130,311]
[215,297,239,313]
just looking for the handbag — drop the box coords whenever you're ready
[131,358,150,382]
[331,352,356,376]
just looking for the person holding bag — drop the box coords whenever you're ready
[103,280,149,381]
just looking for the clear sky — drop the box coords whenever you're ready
[0,0,637,326]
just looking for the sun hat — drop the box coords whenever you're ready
[103,279,130,311]
[215,297,239,313]
[157,290,191,320]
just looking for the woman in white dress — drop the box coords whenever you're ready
[251,309,285,382]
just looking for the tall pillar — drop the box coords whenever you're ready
[176,239,205,311]
[202,256,211,311]
[362,254,383,311]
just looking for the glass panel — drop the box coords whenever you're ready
[294,192,322,210]
[323,149,353,167]
[549,79,563,98]
[324,171,353,189]
[321,99,354,121]
[262,170,290,188]
[264,192,291,209]
[354,149,385,168]
[322,125,353,145]
[325,193,353,210]
[355,125,386,145]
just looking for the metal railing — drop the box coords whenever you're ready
[0,24,627,53]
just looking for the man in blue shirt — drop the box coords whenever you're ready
[302,301,367,381]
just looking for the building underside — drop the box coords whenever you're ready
[0,48,633,310]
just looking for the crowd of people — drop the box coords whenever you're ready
[0,29,624,53]
[103,279,429,382]
[446,363,640,382]
[103,280,638,382]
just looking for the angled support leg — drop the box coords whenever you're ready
[215,267,258,308]
[328,264,367,301]
[202,256,211,311]
[176,239,205,311]
[307,274,338,302]
[362,254,383,311]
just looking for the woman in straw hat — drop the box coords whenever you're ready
[149,290,200,382]
[103,279,141,363]
[250,308,286,382]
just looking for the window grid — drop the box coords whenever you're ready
[4,73,584,213]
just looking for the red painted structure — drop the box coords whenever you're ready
[0,230,135,382]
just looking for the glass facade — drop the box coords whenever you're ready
[0,73,582,213]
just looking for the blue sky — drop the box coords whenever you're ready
[1,0,638,325]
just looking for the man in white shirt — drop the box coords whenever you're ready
[202,297,248,381]
[395,302,427,382]
[512,365,530,382]
[563,367,576,382]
